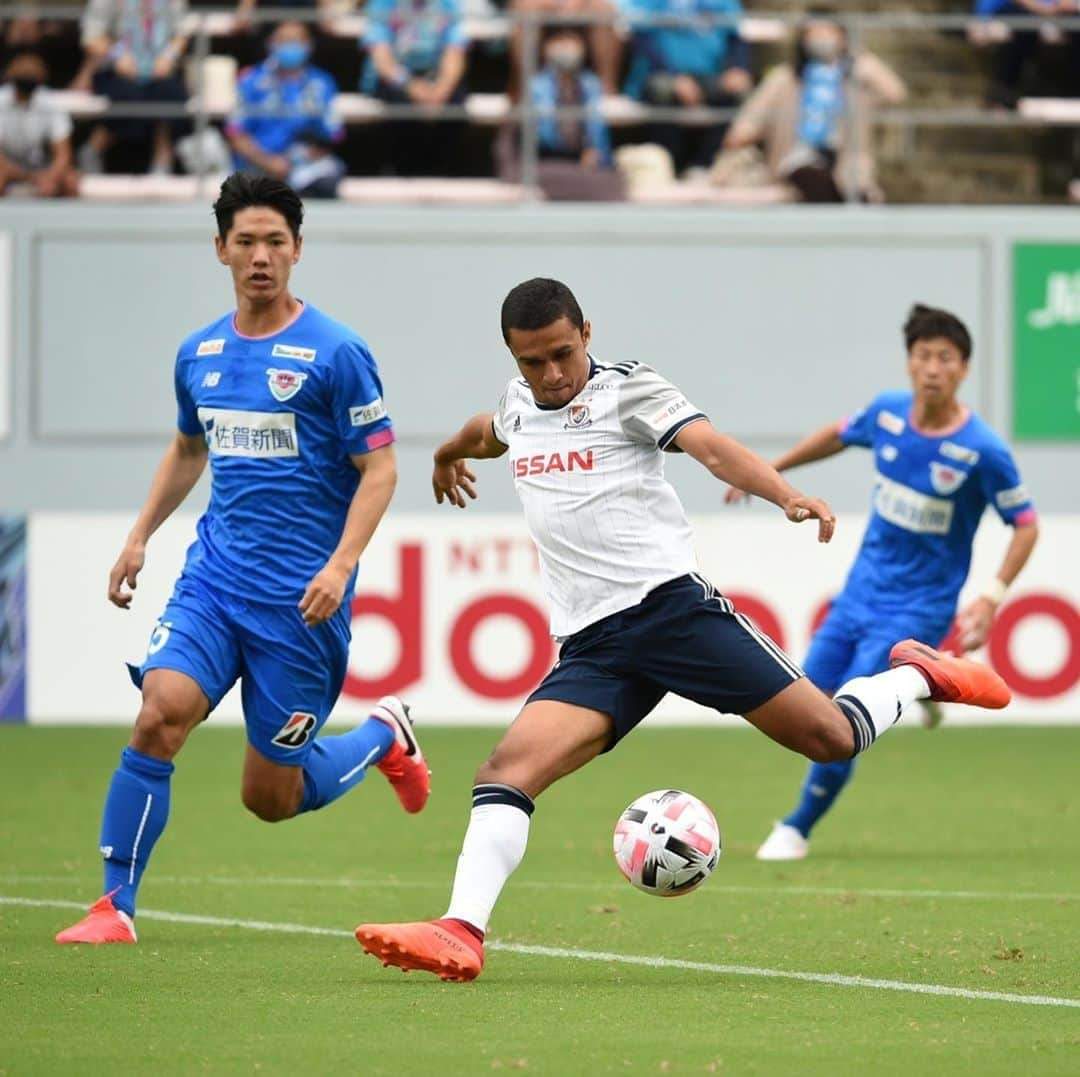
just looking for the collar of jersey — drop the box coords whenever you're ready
[532,356,598,411]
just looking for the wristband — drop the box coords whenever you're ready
[981,578,1008,606]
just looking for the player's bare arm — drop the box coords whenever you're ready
[299,443,397,627]
[725,420,847,505]
[432,412,508,508]
[675,420,837,543]
[108,431,209,609]
[956,519,1039,651]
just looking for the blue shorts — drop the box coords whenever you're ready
[805,599,954,694]
[528,574,803,750]
[129,575,351,765]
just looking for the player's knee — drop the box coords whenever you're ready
[131,698,194,759]
[240,785,298,823]
[802,711,854,764]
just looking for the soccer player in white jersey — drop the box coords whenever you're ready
[355,278,1012,982]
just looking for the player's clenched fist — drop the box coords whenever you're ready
[108,538,146,609]
[783,496,837,544]
[299,562,351,626]
[432,459,478,509]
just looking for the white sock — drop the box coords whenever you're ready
[444,784,533,933]
[835,665,931,755]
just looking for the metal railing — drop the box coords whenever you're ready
[6,5,1080,201]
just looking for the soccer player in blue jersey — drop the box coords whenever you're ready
[56,173,429,944]
[743,304,1039,861]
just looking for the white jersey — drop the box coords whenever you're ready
[492,358,707,638]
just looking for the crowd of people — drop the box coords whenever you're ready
[0,1,1077,201]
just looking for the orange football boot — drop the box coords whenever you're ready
[55,890,137,944]
[370,696,430,814]
[889,639,1011,709]
[355,918,484,982]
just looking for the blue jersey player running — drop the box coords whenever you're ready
[57,174,430,945]
[739,304,1039,861]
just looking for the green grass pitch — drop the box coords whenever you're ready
[2,724,1079,1075]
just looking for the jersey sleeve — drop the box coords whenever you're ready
[978,441,1036,526]
[174,353,202,436]
[491,387,510,446]
[330,339,395,455]
[837,395,883,448]
[617,365,707,450]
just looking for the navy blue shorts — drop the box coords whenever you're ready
[128,575,351,765]
[527,574,803,750]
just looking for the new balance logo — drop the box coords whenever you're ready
[271,711,318,749]
[513,450,594,477]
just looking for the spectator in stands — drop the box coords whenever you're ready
[362,0,468,176]
[496,25,624,199]
[1,4,83,87]
[973,0,1078,109]
[226,21,344,198]
[622,0,752,178]
[75,0,190,175]
[0,50,78,197]
[510,0,621,96]
[723,11,905,202]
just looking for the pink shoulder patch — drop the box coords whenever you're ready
[365,429,395,451]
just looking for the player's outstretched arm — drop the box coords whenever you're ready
[108,432,209,609]
[432,412,508,509]
[299,443,398,627]
[724,421,846,504]
[956,520,1039,651]
[675,420,837,543]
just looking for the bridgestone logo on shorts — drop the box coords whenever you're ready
[271,712,317,749]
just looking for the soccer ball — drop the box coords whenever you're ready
[613,789,721,897]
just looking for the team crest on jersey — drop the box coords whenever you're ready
[880,444,898,462]
[271,711,318,749]
[929,461,969,495]
[564,404,592,429]
[266,368,307,402]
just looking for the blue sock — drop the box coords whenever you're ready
[100,747,174,917]
[783,759,855,839]
[298,716,395,814]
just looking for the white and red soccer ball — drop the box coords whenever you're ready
[613,789,721,897]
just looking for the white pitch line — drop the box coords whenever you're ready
[3,894,1078,1010]
[2,873,1078,903]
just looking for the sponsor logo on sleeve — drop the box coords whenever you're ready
[271,711,318,749]
[877,410,905,435]
[267,368,307,402]
[940,440,980,466]
[996,484,1030,510]
[197,339,225,357]
[652,397,691,425]
[929,461,970,495]
[350,398,387,426]
[197,407,299,457]
[271,343,317,362]
[512,414,522,433]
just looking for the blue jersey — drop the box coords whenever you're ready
[173,303,394,605]
[837,389,1035,618]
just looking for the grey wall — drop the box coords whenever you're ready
[2,202,1078,515]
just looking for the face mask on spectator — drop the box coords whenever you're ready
[273,42,310,69]
[804,35,843,64]
[12,76,41,97]
[546,42,585,72]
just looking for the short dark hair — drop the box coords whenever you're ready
[212,172,304,241]
[903,303,972,360]
[501,278,585,343]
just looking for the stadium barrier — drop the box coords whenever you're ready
[12,512,1079,726]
